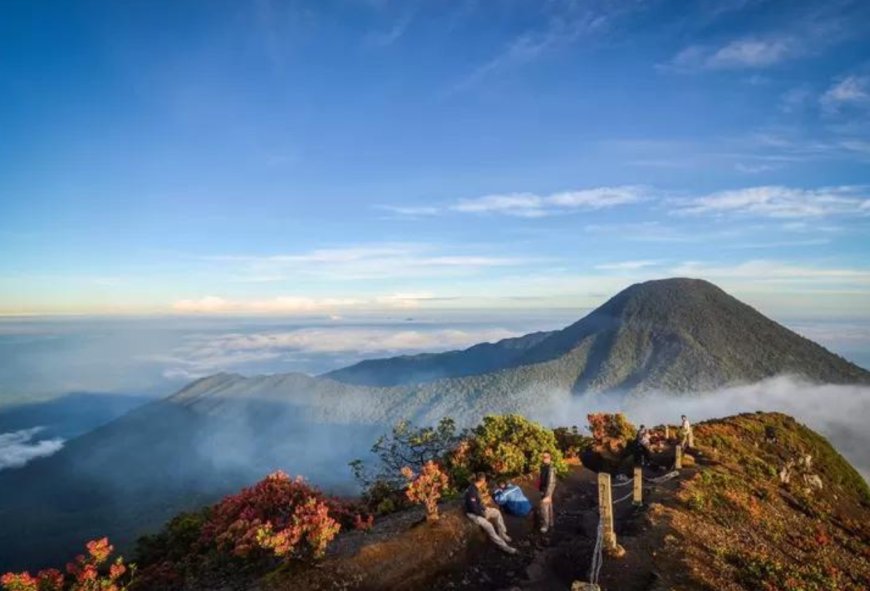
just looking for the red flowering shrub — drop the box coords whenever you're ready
[199,471,368,560]
[1,538,134,591]
[401,461,450,521]
[256,497,340,558]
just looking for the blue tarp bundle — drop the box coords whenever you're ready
[493,484,533,516]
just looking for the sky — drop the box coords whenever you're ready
[1,0,869,318]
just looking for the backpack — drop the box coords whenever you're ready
[493,484,533,516]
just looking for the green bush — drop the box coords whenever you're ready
[465,414,567,478]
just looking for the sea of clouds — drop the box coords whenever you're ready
[1,316,868,481]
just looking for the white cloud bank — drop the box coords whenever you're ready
[0,427,65,471]
[173,296,366,314]
[151,327,521,380]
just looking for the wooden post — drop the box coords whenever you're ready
[675,444,683,469]
[598,472,616,550]
[633,466,643,506]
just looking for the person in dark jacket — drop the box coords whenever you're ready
[464,472,517,554]
[634,425,652,466]
[538,452,557,533]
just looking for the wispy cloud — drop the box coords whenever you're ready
[821,75,870,113]
[594,260,661,271]
[668,260,870,285]
[662,36,800,72]
[375,205,441,218]
[673,185,870,218]
[735,162,778,174]
[205,243,535,282]
[380,187,647,219]
[0,427,64,471]
[451,1,633,93]
[426,186,646,218]
[661,6,855,75]
[708,37,797,68]
[365,13,414,47]
[726,238,831,249]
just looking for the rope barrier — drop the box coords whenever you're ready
[588,517,604,585]
[612,490,635,504]
[583,467,681,587]
[611,477,634,488]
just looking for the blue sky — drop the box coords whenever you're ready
[1,0,869,317]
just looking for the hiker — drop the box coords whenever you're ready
[464,472,517,554]
[493,481,533,517]
[538,451,557,533]
[635,424,652,466]
[680,415,693,449]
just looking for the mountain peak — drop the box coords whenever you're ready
[516,277,869,391]
[593,277,741,320]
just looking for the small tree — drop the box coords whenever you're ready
[350,417,462,513]
[401,461,450,521]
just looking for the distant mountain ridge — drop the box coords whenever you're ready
[1,277,868,571]
[323,330,554,386]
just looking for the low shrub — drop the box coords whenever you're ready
[2,538,134,591]
[133,471,372,589]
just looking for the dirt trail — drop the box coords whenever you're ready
[430,449,695,591]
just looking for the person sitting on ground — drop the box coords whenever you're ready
[635,424,652,466]
[538,451,557,533]
[464,472,517,554]
[493,480,533,517]
[680,415,693,449]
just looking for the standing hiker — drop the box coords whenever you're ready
[464,472,517,554]
[680,415,693,449]
[538,451,557,533]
